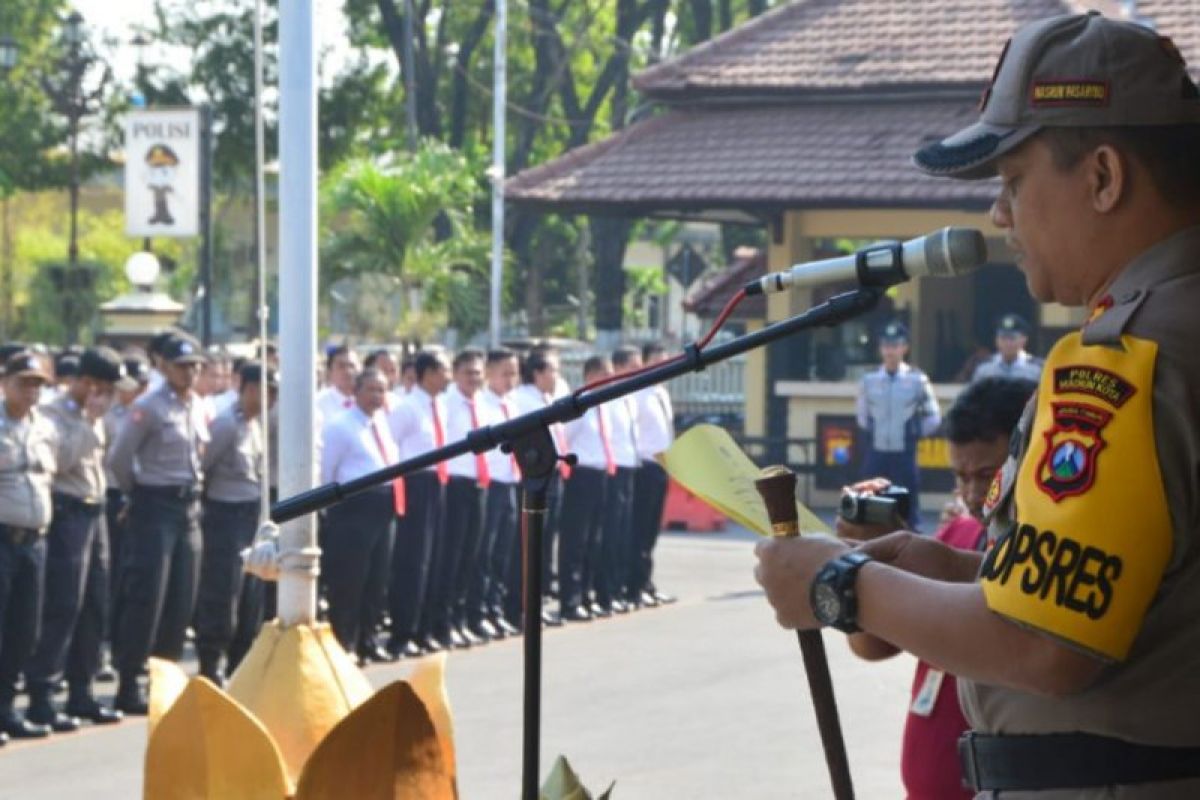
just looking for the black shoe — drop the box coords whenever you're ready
[65,697,123,725]
[492,617,520,637]
[418,634,445,654]
[458,624,486,646]
[590,602,612,619]
[0,710,51,739]
[473,618,500,640]
[541,608,563,627]
[639,590,660,608]
[358,644,397,664]
[25,700,81,733]
[387,638,424,660]
[653,591,677,605]
[560,605,592,623]
[114,682,148,716]
[0,730,8,746]
[611,599,630,615]
[446,627,470,650]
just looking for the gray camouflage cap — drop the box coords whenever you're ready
[914,12,1200,179]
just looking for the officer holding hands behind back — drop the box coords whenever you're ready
[756,13,1200,797]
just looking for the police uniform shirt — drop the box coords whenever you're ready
[316,385,355,424]
[965,226,1200,786]
[320,405,398,485]
[202,403,262,503]
[565,405,615,472]
[634,385,673,461]
[105,383,208,492]
[102,402,132,489]
[971,351,1044,382]
[607,398,639,470]
[43,394,105,501]
[444,384,498,480]
[855,363,942,453]
[0,405,57,530]
[387,385,446,470]
[479,387,519,484]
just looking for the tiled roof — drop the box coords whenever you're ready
[633,0,1073,98]
[683,247,767,320]
[505,101,997,213]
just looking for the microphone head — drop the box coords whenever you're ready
[922,227,987,277]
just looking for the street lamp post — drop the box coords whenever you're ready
[42,12,110,341]
[1,33,17,340]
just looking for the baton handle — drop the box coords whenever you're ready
[755,466,856,800]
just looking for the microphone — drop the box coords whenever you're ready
[743,227,986,296]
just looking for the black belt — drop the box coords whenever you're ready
[134,483,201,501]
[959,731,1200,791]
[0,524,42,546]
[52,492,104,513]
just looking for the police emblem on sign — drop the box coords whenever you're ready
[1036,402,1112,502]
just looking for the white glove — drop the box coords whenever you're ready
[241,521,282,581]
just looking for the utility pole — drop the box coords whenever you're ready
[489,0,506,348]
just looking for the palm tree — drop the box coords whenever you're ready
[320,142,491,340]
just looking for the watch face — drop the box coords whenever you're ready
[812,582,842,625]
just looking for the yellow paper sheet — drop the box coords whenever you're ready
[660,424,829,536]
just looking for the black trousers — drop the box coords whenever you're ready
[104,487,127,644]
[429,477,485,636]
[389,471,443,643]
[25,494,109,697]
[629,460,669,597]
[556,467,608,611]
[322,488,394,653]
[598,466,637,606]
[195,498,262,670]
[0,527,46,708]
[488,482,520,622]
[540,473,563,596]
[114,485,201,678]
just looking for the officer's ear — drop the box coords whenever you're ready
[1086,143,1127,215]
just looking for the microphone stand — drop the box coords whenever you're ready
[272,287,884,800]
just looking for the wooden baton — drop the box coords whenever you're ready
[755,465,855,800]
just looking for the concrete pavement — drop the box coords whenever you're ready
[0,527,915,799]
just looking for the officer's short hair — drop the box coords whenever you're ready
[452,348,484,371]
[413,351,447,381]
[944,377,1037,445]
[583,355,611,379]
[354,367,385,392]
[486,348,516,367]
[1041,125,1200,208]
[642,342,666,362]
[364,348,393,368]
[611,346,640,369]
[522,349,554,384]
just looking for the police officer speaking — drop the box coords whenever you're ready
[855,321,941,524]
[105,333,208,714]
[756,12,1200,797]
[0,352,57,742]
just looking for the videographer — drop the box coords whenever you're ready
[839,377,1035,799]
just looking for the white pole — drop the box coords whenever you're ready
[276,0,318,626]
[489,0,506,348]
[253,0,269,526]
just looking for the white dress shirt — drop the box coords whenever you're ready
[443,384,500,479]
[320,405,398,485]
[317,385,355,425]
[606,397,639,469]
[388,385,446,469]
[565,404,615,472]
[479,387,521,484]
[635,385,674,461]
[512,384,569,459]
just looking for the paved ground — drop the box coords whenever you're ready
[0,526,916,799]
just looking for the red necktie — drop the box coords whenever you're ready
[466,398,491,488]
[499,399,521,481]
[430,398,450,485]
[370,419,406,516]
[545,393,571,480]
[596,406,617,476]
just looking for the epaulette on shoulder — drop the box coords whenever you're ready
[1081,289,1148,347]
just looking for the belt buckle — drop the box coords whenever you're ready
[958,731,983,791]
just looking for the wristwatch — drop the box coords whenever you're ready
[809,551,873,633]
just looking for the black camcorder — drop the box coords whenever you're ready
[838,485,912,527]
